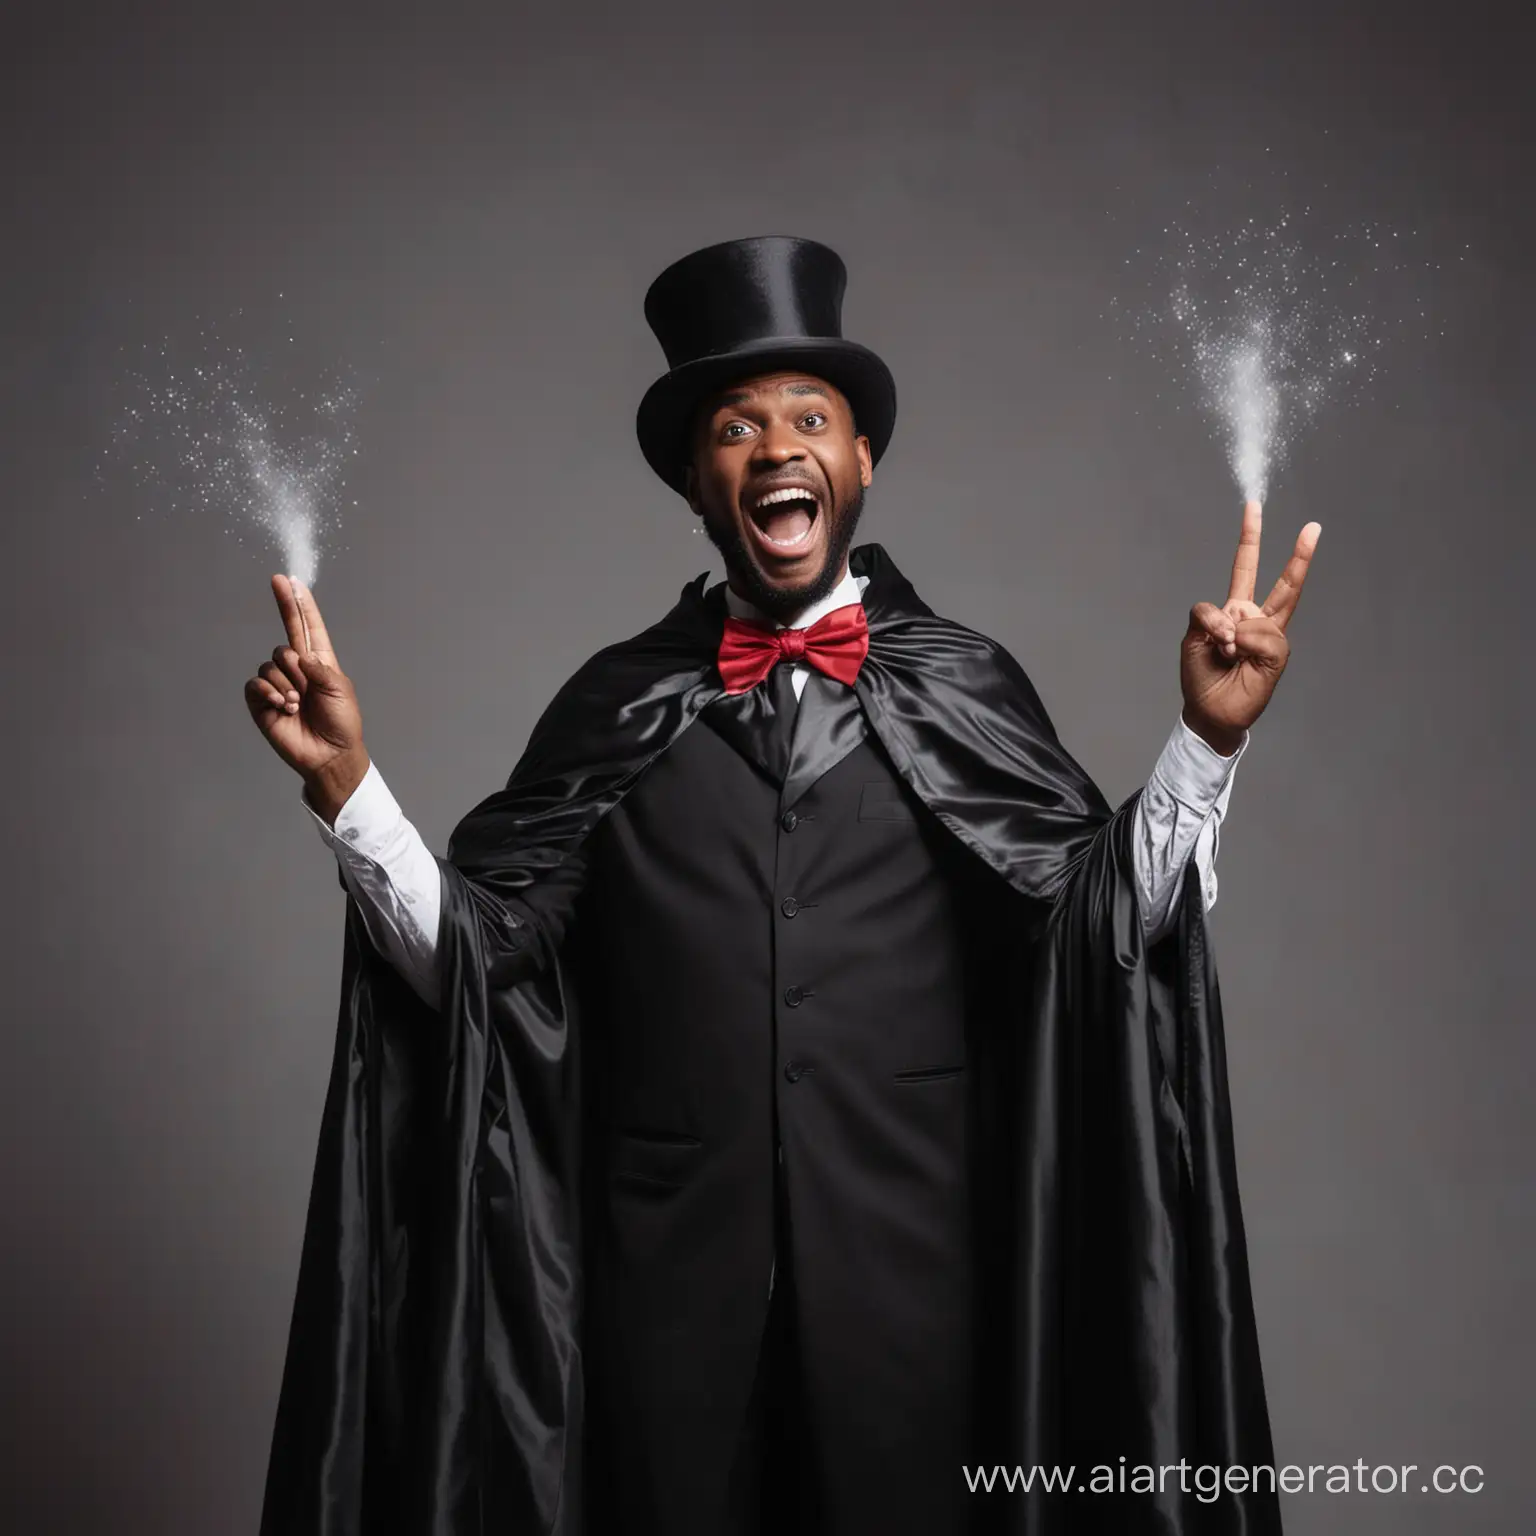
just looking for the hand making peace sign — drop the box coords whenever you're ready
[1180,501,1322,756]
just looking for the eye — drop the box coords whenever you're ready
[800,411,827,429]
[722,421,752,440]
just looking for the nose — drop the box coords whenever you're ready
[753,417,806,465]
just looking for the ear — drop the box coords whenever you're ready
[682,463,702,516]
[855,433,873,489]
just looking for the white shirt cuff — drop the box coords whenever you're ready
[301,759,404,861]
[300,759,444,1007]
[1154,715,1248,817]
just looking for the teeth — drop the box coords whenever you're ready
[755,487,818,508]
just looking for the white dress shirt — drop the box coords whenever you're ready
[304,565,1245,1009]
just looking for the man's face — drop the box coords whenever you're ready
[685,370,873,620]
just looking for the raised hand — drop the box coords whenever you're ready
[1180,501,1321,755]
[244,575,370,821]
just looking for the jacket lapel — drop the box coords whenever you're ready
[701,673,796,788]
[780,670,868,812]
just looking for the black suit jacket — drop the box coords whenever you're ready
[565,666,1027,1533]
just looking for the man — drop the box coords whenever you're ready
[249,237,1317,1535]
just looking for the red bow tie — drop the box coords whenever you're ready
[717,602,870,695]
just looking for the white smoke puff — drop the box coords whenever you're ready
[235,403,325,586]
[1175,291,1287,503]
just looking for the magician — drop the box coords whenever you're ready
[246,236,1319,1535]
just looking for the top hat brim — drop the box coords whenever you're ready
[636,337,896,494]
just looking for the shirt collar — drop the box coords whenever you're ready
[722,561,870,631]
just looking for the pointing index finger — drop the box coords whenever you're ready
[271,574,308,653]
[1226,500,1263,605]
[290,578,336,663]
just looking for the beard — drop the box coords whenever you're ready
[702,483,868,624]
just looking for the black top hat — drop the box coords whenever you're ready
[636,235,897,493]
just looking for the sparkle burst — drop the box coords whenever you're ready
[103,319,359,586]
[1112,211,1443,503]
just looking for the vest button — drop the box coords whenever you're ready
[780,896,799,918]
[784,1060,814,1083]
[784,985,805,1007]
[780,809,798,832]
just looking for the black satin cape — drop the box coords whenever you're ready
[260,542,1280,1535]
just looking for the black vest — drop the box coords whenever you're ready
[573,672,1014,1535]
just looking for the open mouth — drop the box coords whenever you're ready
[746,485,821,556]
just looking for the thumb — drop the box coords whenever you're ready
[1187,601,1237,649]
[296,652,343,693]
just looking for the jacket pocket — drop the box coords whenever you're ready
[858,780,918,821]
[893,1064,966,1084]
[608,1126,703,1190]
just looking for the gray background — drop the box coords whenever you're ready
[2,1,1530,1531]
